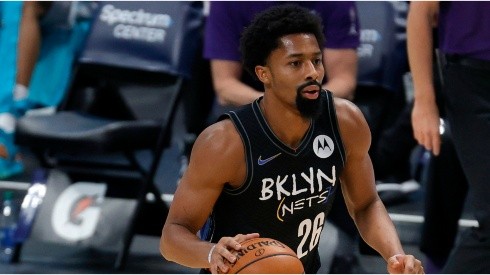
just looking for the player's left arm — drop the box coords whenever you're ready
[335,98,424,274]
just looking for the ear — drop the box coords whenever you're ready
[255,65,270,85]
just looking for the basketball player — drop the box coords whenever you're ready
[160,5,424,274]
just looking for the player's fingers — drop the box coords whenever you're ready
[212,244,233,273]
[414,259,424,274]
[218,238,240,263]
[213,233,262,273]
[234,233,260,244]
[406,256,415,274]
[220,236,240,252]
[401,255,421,274]
[387,254,402,274]
[217,258,230,274]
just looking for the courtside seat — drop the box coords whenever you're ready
[16,111,161,152]
[14,1,204,269]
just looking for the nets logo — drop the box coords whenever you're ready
[313,135,334,159]
[51,183,106,242]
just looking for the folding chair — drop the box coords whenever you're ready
[14,1,204,269]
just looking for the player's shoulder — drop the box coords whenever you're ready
[193,118,243,157]
[190,118,246,183]
[333,97,364,122]
[333,97,371,148]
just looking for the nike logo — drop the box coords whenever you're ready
[258,153,282,165]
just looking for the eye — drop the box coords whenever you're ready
[290,61,301,67]
[313,58,322,66]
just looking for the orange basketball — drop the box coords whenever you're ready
[223,237,304,274]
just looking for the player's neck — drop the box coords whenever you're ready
[260,98,311,150]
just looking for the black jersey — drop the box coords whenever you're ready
[202,90,346,273]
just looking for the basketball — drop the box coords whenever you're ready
[223,237,304,274]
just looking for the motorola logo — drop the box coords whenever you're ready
[313,135,334,159]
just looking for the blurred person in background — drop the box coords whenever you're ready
[0,1,93,179]
[204,1,359,119]
[408,1,490,273]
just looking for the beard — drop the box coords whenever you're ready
[296,81,323,119]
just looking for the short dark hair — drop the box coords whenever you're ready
[239,4,325,80]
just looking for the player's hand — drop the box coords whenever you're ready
[387,254,424,274]
[208,233,260,274]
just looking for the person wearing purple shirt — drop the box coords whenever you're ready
[408,2,490,273]
[204,1,359,115]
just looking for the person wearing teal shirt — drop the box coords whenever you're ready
[0,1,92,179]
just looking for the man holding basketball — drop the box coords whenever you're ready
[160,4,424,274]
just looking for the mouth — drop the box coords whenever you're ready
[301,85,321,99]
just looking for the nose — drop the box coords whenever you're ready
[305,61,320,81]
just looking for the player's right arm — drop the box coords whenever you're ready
[160,119,258,273]
[407,1,441,155]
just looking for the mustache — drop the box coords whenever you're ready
[296,80,322,93]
